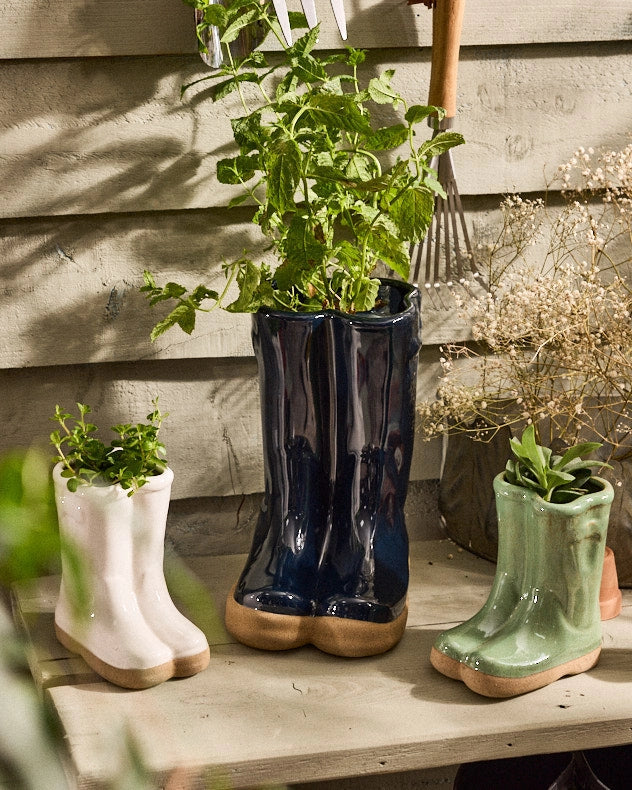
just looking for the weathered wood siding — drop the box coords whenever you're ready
[1,1,631,521]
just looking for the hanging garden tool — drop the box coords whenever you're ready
[195,0,347,68]
[409,0,480,288]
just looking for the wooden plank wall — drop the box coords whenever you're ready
[1,0,631,544]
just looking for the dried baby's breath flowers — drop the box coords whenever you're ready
[418,144,632,459]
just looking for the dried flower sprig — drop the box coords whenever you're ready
[418,143,632,460]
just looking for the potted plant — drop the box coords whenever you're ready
[142,0,463,656]
[418,143,632,581]
[50,401,210,689]
[431,425,614,697]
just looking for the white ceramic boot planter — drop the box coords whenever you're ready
[130,467,210,677]
[53,464,208,689]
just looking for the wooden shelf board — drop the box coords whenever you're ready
[12,540,632,789]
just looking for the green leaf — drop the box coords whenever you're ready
[554,442,603,470]
[417,131,465,160]
[283,215,326,270]
[352,277,380,312]
[362,226,410,280]
[345,153,375,182]
[221,8,261,44]
[212,72,260,102]
[294,54,328,83]
[225,259,263,313]
[288,24,320,57]
[346,47,366,67]
[404,104,439,126]
[201,4,227,27]
[267,139,301,213]
[367,70,400,105]
[231,112,264,152]
[217,154,258,185]
[363,124,409,151]
[389,186,434,243]
[150,303,196,341]
[307,94,372,135]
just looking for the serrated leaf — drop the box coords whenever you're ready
[346,47,366,67]
[202,4,227,27]
[221,8,261,44]
[367,70,399,105]
[363,226,410,280]
[212,72,260,102]
[288,24,320,57]
[231,112,264,152]
[225,259,263,313]
[294,54,327,83]
[267,139,301,213]
[307,94,372,135]
[363,123,409,151]
[217,154,258,185]
[352,277,380,312]
[283,215,326,271]
[150,304,196,341]
[417,131,465,160]
[345,153,375,182]
[404,104,438,125]
[389,186,434,243]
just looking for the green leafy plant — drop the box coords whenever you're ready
[142,0,463,339]
[505,425,611,503]
[50,400,168,495]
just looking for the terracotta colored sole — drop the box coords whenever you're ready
[429,646,465,681]
[457,646,602,698]
[55,623,176,690]
[173,646,211,678]
[225,591,408,657]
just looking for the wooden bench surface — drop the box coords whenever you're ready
[12,540,632,789]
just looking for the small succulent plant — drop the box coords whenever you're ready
[505,424,611,503]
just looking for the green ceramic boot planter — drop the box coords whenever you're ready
[430,473,531,680]
[459,473,613,697]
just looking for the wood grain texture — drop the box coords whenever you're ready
[1,44,631,219]
[0,354,444,498]
[1,0,631,59]
[14,542,632,789]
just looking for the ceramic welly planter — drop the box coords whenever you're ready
[224,279,421,657]
[53,464,210,689]
[431,472,614,697]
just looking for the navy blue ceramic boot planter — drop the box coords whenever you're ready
[224,280,421,657]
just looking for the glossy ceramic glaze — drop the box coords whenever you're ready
[431,473,531,678]
[433,472,614,696]
[231,280,421,639]
[53,464,209,688]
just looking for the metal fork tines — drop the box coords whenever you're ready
[409,146,477,287]
[273,0,347,47]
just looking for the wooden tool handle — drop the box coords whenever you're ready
[427,0,466,118]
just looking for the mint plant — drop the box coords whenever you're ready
[142,0,464,339]
[50,400,168,495]
[505,425,611,504]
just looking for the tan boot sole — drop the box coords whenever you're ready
[458,646,602,698]
[173,646,211,678]
[55,623,176,690]
[429,646,463,680]
[225,590,407,657]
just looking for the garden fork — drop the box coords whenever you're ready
[273,0,347,46]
